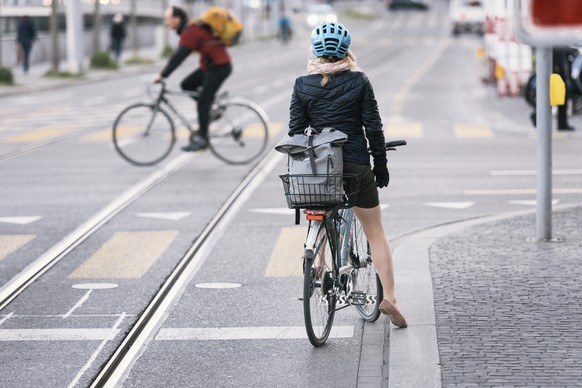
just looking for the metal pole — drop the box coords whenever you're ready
[66,0,84,74]
[535,46,552,240]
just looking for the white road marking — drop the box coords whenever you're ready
[72,283,118,290]
[155,326,354,340]
[423,202,475,209]
[67,313,126,388]
[490,169,582,176]
[134,212,191,221]
[63,290,93,319]
[0,216,42,225]
[195,283,242,289]
[249,208,295,215]
[465,188,582,195]
[0,328,121,341]
[509,200,560,206]
[0,312,13,327]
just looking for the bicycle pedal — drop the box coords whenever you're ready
[348,291,367,305]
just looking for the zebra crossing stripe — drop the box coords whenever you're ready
[454,123,494,139]
[4,127,73,143]
[0,235,35,263]
[264,226,306,277]
[68,230,179,279]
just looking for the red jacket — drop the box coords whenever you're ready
[179,23,231,71]
[161,23,231,77]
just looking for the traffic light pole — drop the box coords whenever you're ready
[535,47,552,241]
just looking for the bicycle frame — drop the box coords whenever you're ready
[304,207,355,310]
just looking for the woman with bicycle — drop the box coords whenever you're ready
[288,22,407,328]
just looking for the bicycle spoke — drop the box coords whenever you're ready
[304,223,336,346]
[207,101,268,165]
[112,104,175,166]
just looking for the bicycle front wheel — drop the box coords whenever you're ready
[304,222,336,347]
[207,100,269,165]
[350,215,382,322]
[112,103,175,166]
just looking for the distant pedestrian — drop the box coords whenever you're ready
[553,47,576,131]
[110,13,126,62]
[16,15,37,74]
[528,47,577,131]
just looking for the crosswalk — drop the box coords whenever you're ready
[1,194,579,280]
[2,120,569,145]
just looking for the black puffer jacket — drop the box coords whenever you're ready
[288,71,386,167]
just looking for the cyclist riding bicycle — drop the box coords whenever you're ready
[154,6,232,152]
[288,22,408,328]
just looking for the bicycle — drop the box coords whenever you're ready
[279,140,407,347]
[112,81,270,166]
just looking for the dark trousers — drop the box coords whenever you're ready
[557,100,569,128]
[20,41,32,73]
[180,63,232,139]
[111,38,123,61]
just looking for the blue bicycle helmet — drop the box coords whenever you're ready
[310,22,351,59]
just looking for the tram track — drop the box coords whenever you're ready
[89,150,283,387]
[0,152,195,310]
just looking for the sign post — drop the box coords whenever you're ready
[514,0,582,241]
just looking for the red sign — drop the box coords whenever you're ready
[531,0,582,26]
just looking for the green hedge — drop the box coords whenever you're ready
[0,67,14,85]
[90,51,118,70]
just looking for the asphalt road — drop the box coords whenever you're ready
[1,1,581,387]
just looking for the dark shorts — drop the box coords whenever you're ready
[344,161,379,209]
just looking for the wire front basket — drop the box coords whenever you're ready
[279,174,361,209]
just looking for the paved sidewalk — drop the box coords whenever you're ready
[390,205,582,387]
[0,47,165,98]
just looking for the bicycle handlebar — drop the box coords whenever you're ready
[385,140,407,149]
[367,139,407,155]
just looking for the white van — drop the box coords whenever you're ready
[449,0,485,35]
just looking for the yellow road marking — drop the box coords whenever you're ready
[2,106,67,124]
[83,128,112,142]
[175,127,190,140]
[384,122,423,138]
[265,226,307,277]
[529,132,568,140]
[68,230,179,279]
[110,125,148,140]
[0,235,35,263]
[4,127,72,143]
[454,123,494,139]
[464,188,582,195]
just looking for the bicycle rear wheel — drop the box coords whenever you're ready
[350,215,382,322]
[112,103,175,166]
[304,222,336,347]
[207,100,269,165]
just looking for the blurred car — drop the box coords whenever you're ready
[449,0,485,35]
[306,4,337,28]
[387,0,430,11]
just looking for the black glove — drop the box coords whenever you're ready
[373,166,390,188]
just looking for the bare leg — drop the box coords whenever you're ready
[353,206,398,305]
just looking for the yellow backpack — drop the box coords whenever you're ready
[196,7,243,47]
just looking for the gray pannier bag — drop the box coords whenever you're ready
[275,127,348,208]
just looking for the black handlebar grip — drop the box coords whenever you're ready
[385,140,407,148]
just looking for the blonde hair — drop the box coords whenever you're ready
[318,50,358,86]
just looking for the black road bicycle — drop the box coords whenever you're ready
[112,81,270,166]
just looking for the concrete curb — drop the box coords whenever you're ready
[0,63,163,98]
[387,203,582,387]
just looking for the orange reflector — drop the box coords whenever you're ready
[304,210,325,221]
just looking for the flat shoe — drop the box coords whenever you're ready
[379,298,408,328]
